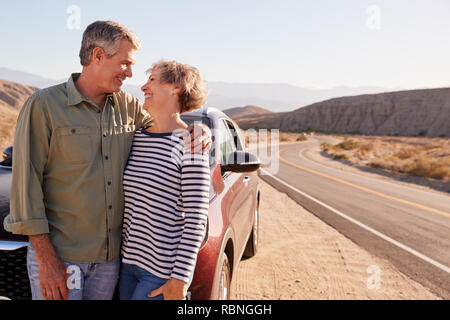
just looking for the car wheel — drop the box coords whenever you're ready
[243,203,259,258]
[214,254,231,300]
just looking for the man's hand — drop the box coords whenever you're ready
[183,124,212,154]
[148,278,188,300]
[29,234,69,300]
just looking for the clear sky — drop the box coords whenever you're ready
[1,0,449,89]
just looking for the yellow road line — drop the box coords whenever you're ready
[278,145,450,219]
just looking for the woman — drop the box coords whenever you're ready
[119,60,210,300]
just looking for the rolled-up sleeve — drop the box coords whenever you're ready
[3,92,51,235]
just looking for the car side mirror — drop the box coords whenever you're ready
[221,151,261,175]
[0,146,12,167]
[2,146,12,160]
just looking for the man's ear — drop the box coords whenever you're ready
[91,47,106,64]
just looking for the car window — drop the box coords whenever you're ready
[225,121,245,151]
[218,119,235,165]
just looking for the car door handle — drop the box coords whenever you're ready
[243,176,250,183]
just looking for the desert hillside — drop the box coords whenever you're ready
[235,88,450,137]
[0,80,38,109]
[0,80,38,150]
[223,105,272,119]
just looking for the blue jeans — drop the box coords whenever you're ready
[119,262,195,300]
[27,243,120,300]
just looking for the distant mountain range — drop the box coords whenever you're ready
[1,74,449,138]
[0,68,60,91]
[0,67,402,112]
[205,82,402,112]
[2,67,449,138]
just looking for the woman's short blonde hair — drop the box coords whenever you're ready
[148,59,208,113]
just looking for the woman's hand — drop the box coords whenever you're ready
[183,124,212,154]
[148,278,188,300]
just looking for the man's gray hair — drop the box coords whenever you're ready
[79,20,141,66]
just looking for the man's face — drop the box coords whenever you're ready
[96,38,137,93]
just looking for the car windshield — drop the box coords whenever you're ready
[181,115,212,129]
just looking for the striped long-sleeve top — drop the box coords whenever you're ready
[121,128,210,283]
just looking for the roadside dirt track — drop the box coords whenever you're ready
[230,179,441,300]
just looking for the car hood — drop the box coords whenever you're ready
[0,167,27,242]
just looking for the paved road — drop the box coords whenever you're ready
[257,136,450,298]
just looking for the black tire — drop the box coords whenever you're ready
[243,204,259,258]
[213,254,231,300]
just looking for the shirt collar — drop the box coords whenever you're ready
[67,73,114,107]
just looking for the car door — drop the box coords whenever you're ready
[218,119,253,258]
[223,120,257,255]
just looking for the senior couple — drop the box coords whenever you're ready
[4,21,211,300]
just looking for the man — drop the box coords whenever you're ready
[3,20,211,300]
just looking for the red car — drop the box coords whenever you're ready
[0,107,261,300]
[181,107,261,300]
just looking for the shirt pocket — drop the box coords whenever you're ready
[54,126,99,165]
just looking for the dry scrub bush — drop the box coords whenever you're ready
[320,142,333,152]
[393,148,416,160]
[333,153,350,160]
[336,139,359,150]
[359,143,373,152]
[406,157,450,180]
[368,156,397,170]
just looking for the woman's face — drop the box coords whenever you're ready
[141,67,178,113]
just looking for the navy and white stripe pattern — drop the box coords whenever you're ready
[121,128,210,283]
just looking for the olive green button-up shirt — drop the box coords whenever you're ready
[3,73,154,263]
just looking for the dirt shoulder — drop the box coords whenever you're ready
[230,179,441,300]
